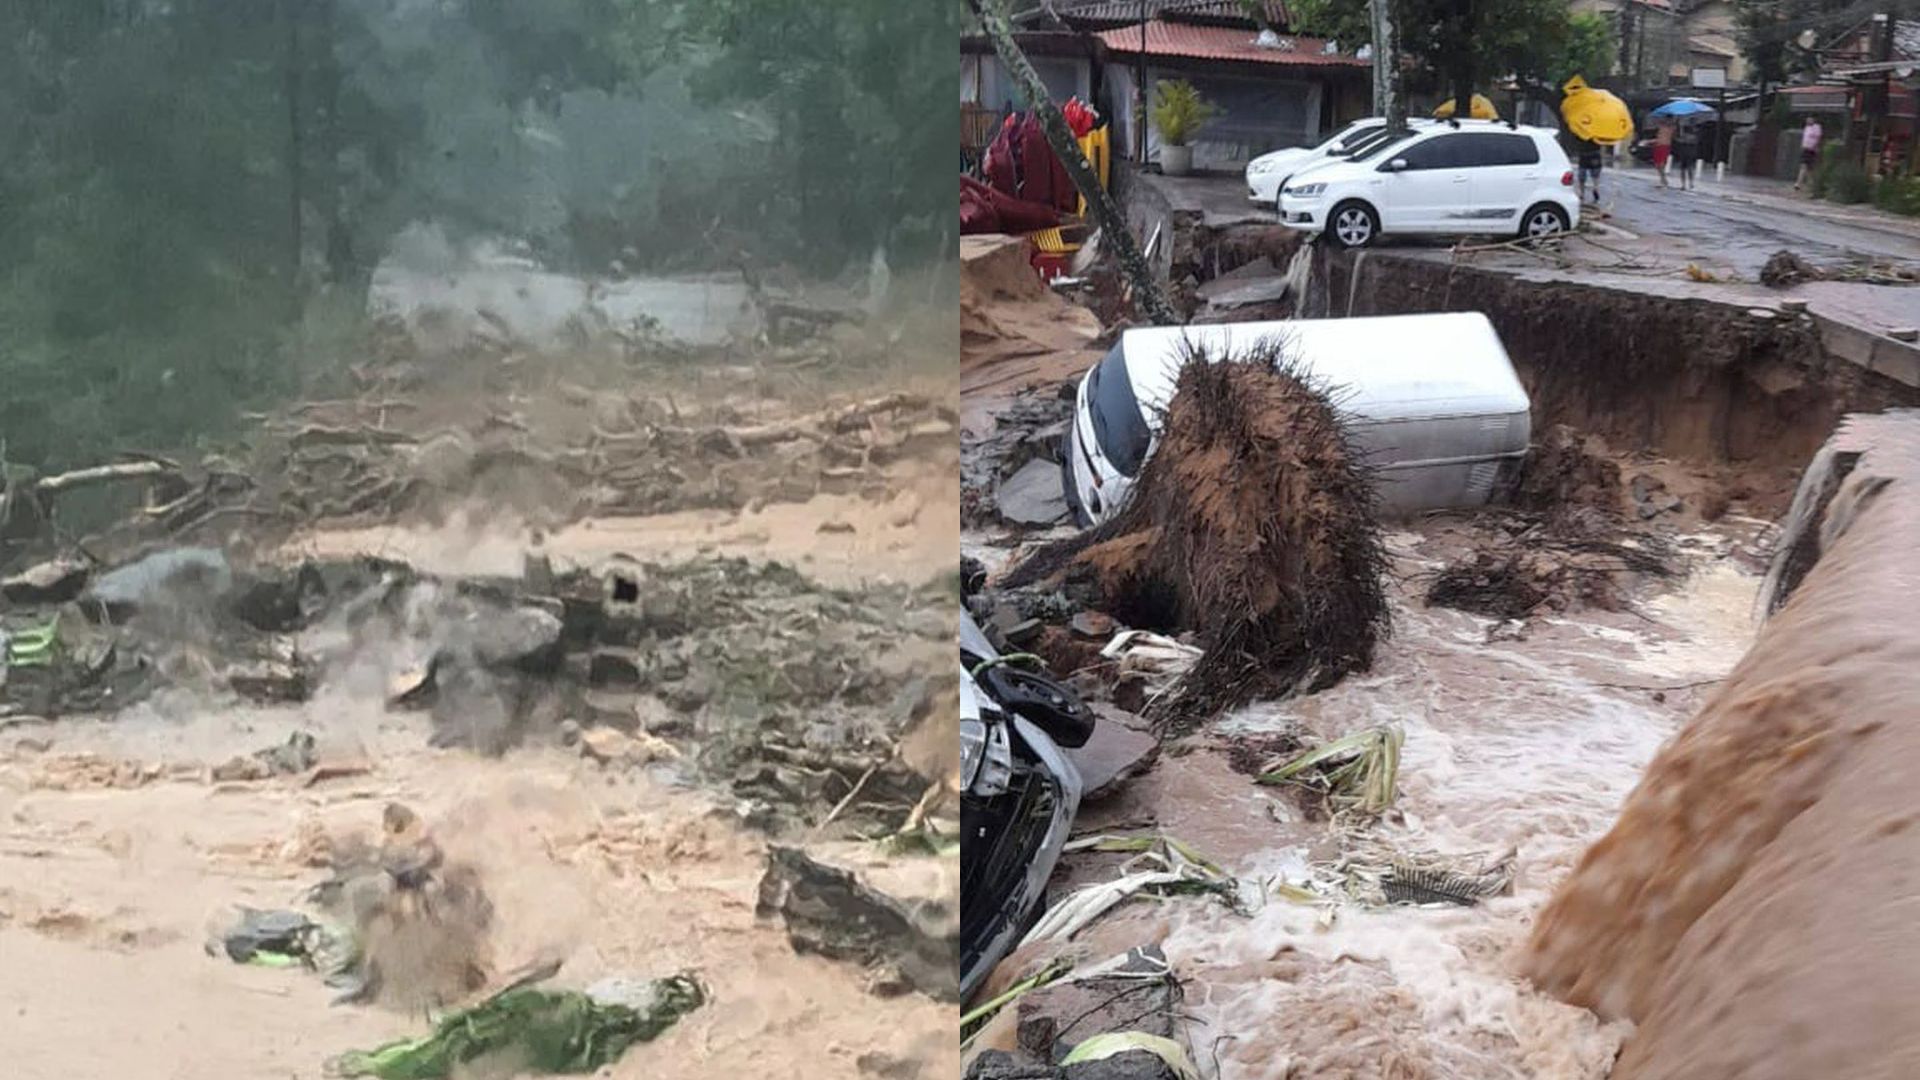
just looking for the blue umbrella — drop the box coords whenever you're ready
[1649,99,1716,119]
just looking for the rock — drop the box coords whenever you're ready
[1070,611,1116,639]
[996,458,1069,527]
[756,841,959,1002]
[469,604,564,670]
[578,725,678,767]
[228,563,327,633]
[211,731,319,782]
[1,558,91,606]
[1891,327,1919,343]
[227,658,313,703]
[588,648,644,690]
[1063,712,1161,801]
[966,1051,1060,1080]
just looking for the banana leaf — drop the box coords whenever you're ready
[332,974,704,1079]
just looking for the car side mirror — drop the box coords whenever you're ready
[1382,158,1409,172]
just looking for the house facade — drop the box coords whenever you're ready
[961,0,1370,171]
[1571,0,1747,89]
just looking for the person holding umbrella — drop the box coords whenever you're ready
[1673,119,1701,190]
[1648,99,1716,189]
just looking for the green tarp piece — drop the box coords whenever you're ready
[7,618,59,668]
[331,974,705,1079]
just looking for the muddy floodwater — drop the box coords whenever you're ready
[1040,520,1768,1079]
[0,705,954,1079]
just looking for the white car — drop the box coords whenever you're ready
[1063,313,1532,527]
[1276,121,1580,249]
[1244,117,1434,209]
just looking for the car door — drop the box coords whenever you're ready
[1375,132,1470,232]
[1459,132,1545,229]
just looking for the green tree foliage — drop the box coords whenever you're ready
[0,0,954,474]
[1735,0,1876,89]
[1288,0,1616,114]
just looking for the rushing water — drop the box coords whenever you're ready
[1132,530,1761,1079]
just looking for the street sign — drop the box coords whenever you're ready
[1691,67,1728,89]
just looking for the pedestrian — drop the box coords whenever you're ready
[1793,116,1823,191]
[1673,121,1700,190]
[1652,118,1675,188]
[1574,135,1604,205]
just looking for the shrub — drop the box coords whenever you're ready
[1151,80,1220,147]
[1873,174,1920,217]
[1809,144,1845,198]
[1826,162,1872,204]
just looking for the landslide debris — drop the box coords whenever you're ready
[1002,344,1389,727]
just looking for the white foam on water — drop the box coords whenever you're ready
[1160,555,1760,1078]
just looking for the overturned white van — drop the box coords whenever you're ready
[1063,312,1532,526]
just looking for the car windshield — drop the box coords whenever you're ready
[1086,344,1152,477]
[1347,129,1419,163]
[1323,122,1384,156]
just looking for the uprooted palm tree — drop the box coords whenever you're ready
[1005,338,1390,729]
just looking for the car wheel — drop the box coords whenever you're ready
[1520,203,1570,243]
[1327,201,1378,249]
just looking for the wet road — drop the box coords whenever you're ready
[1600,170,1920,277]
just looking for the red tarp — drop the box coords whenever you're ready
[961,175,1062,236]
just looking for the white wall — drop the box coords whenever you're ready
[1115,66,1324,171]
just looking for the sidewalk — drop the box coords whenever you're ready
[1611,161,1920,243]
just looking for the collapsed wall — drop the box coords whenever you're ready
[1316,253,1920,508]
[1521,409,1920,1079]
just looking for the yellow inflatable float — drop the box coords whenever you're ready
[1560,75,1632,144]
[1432,93,1499,120]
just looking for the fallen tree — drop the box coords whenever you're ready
[1002,342,1389,727]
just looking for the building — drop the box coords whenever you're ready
[960,0,1371,172]
[1571,0,1747,89]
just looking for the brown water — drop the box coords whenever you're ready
[1043,525,1763,1079]
[0,701,954,1079]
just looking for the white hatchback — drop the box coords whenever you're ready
[1244,118,1433,209]
[1276,121,1580,249]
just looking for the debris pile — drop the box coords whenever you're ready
[1003,346,1389,725]
[1760,247,1920,287]
[253,390,954,529]
[1422,511,1677,619]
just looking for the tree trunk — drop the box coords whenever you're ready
[283,0,306,298]
[315,0,352,283]
[1373,0,1406,132]
[967,0,1176,326]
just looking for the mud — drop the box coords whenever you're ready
[1312,250,1920,512]
[3,279,959,1077]
[961,235,1102,412]
[0,717,957,1080]
[1521,410,1920,1080]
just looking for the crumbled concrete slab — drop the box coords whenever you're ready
[1064,710,1160,801]
[756,841,959,1002]
[998,458,1070,527]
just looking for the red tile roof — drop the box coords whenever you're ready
[1062,0,1290,26]
[1094,20,1367,66]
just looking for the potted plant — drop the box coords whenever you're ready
[1151,79,1217,176]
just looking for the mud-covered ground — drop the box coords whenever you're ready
[0,294,959,1080]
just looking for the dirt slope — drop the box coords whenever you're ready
[1522,410,1920,1078]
